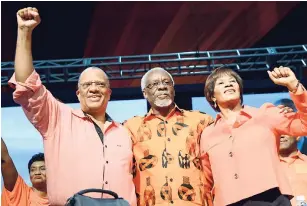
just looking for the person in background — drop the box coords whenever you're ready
[279,134,307,205]
[200,66,307,205]
[275,98,307,155]
[9,7,136,205]
[1,138,49,206]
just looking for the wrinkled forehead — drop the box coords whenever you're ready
[79,69,108,83]
[30,161,45,168]
[146,70,171,83]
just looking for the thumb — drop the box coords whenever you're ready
[16,12,22,19]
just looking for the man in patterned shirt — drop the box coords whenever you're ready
[124,67,214,206]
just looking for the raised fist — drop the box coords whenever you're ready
[17,7,41,30]
[267,66,299,91]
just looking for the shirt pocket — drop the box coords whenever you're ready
[104,138,132,170]
[111,144,132,159]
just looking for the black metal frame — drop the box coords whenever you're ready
[2,45,306,85]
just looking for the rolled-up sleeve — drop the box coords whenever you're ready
[8,70,60,138]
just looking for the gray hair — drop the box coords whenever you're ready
[78,67,110,88]
[141,67,175,91]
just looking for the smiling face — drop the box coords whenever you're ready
[76,68,112,115]
[279,135,297,153]
[212,75,241,106]
[205,68,243,111]
[143,70,175,109]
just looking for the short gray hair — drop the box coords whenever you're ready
[141,67,175,91]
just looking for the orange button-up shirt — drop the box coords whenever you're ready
[9,71,136,206]
[200,91,307,206]
[125,106,214,206]
[280,150,307,205]
[1,175,49,206]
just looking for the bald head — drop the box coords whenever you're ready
[76,67,112,115]
[78,67,110,88]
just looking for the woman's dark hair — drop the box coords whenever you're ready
[204,67,243,112]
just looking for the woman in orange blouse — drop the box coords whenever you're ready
[200,66,307,206]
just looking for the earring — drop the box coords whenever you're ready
[214,101,217,109]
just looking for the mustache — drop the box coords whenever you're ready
[156,92,170,96]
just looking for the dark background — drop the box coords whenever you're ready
[2,1,307,107]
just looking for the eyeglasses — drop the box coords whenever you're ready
[79,81,107,90]
[146,80,173,89]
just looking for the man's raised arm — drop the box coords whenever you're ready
[1,138,18,192]
[15,7,41,83]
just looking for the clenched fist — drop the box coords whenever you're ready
[17,7,41,31]
[267,66,299,92]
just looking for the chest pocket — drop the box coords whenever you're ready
[108,143,132,162]
[106,128,133,162]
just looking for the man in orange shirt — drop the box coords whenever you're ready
[1,138,49,206]
[125,67,214,206]
[275,98,307,155]
[279,134,307,205]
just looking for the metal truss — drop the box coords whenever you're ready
[1,45,307,85]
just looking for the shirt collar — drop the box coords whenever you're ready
[144,104,185,122]
[280,150,307,163]
[288,150,305,160]
[214,105,253,126]
[72,109,118,127]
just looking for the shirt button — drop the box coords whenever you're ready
[229,135,232,139]
[105,181,108,184]
[168,138,171,142]
[229,152,233,157]
[106,161,109,164]
[234,173,239,179]
[105,145,107,148]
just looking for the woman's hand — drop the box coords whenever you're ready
[267,66,299,92]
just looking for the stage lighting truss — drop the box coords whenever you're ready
[1,44,306,85]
